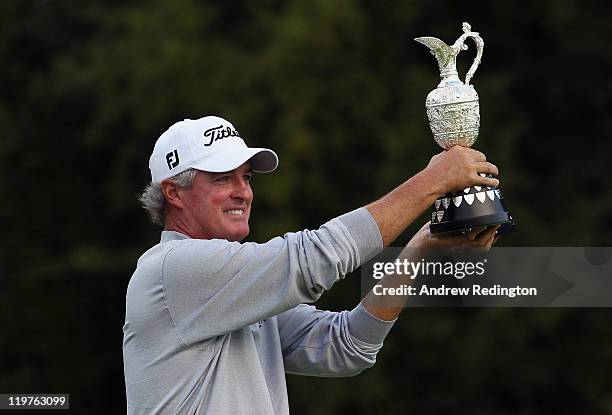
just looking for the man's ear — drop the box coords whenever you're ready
[160,180,185,210]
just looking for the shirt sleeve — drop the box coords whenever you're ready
[160,208,383,346]
[277,303,396,377]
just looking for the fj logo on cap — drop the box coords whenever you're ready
[203,125,240,147]
[166,149,180,170]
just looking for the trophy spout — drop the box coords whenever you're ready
[414,36,459,80]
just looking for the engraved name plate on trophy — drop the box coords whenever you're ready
[416,22,515,234]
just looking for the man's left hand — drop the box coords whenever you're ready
[407,222,500,252]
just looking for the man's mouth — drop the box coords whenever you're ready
[224,209,245,216]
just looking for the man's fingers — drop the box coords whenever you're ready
[481,176,500,188]
[472,168,500,187]
[462,161,500,188]
[462,147,486,162]
[443,225,500,253]
[483,234,496,249]
[458,225,499,248]
[464,226,487,241]
[475,225,499,242]
[475,225,500,249]
[475,161,499,176]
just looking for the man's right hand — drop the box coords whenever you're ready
[423,146,500,195]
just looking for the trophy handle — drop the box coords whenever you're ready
[452,22,484,86]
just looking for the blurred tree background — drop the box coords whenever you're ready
[1,0,611,413]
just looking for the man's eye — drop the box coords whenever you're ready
[216,176,231,183]
[244,174,253,182]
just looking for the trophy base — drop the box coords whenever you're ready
[430,212,515,235]
[429,177,515,236]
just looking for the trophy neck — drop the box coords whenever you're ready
[438,73,462,88]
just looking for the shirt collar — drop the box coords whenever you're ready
[160,230,192,243]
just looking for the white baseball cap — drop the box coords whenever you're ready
[149,116,278,183]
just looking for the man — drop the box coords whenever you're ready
[123,115,499,414]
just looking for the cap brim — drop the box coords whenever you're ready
[192,147,278,173]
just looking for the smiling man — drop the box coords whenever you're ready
[162,162,255,241]
[123,115,500,414]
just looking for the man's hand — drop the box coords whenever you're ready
[422,146,500,195]
[363,223,499,321]
[365,145,501,246]
[407,222,500,252]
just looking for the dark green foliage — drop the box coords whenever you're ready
[1,0,611,413]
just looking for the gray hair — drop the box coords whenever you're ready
[139,169,198,226]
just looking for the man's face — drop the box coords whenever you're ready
[181,162,253,241]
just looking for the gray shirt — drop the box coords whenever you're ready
[123,208,395,414]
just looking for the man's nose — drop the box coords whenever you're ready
[231,178,252,200]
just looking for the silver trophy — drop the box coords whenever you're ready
[416,22,514,234]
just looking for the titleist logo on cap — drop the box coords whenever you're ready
[204,125,241,147]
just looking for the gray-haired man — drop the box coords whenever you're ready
[123,115,499,414]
